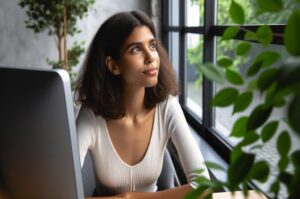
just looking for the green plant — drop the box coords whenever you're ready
[19,0,94,83]
[185,0,300,199]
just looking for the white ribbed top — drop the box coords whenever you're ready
[76,96,209,195]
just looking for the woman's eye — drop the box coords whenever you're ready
[131,46,141,53]
[149,43,157,50]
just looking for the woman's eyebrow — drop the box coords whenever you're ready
[124,38,156,50]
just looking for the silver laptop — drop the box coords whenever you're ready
[0,67,84,199]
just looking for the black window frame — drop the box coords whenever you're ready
[161,0,285,164]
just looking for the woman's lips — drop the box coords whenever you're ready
[143,67,158,76]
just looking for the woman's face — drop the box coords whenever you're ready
[117,26,160,88]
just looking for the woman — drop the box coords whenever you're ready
[75,10,209,199]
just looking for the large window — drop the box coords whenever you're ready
[163,0,294,197]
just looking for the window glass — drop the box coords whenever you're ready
[217,0,297,25]
[214,37,287,143]
[169,0,180,26]
[186,33,203,118]
[186,0,204,26]
[169,32,180,81]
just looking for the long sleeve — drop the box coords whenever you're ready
[76,107,97,167]
[165,97,210,189]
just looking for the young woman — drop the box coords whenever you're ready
[75,10,209,199]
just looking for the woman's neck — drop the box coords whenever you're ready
[122,86,147,121]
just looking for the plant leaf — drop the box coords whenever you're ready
[256,25,273,46]
[257,68,280,91]
[226,69,244,85]
[277,131,291,157]
[284,10,300,56]
[288,93,300,135]
[254,51,281,68]
[261,121,278,143]
[197,64,225,83]
[233,92,253,114]
[278,155,289,172]
[217,56,233,68]
[247,60,263,77]
[291,150,300,169]
[238,131,260,147]
[221,26,239,41]
[247,104,273,131]
[229,0,245,24]
[236,42,252,56]
[204,161,226,171]
[249,161,270,182]
[244,31,257,41]
[212,88,239,107]
[230,116,249,137]
[228,152,255,189]
[256,0,283,12]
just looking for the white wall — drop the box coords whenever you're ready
[0,0,150,70]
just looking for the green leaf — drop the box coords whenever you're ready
[225,69,244,85]
[230,116,249,137]
[247,60,263,77]
[211,88,239,107]
[256,0,283,12]
[244,31,257,41]
[198,64,225,83]
[229,0,245,24]
[284,10,300,56]
[247,104,273,131]
[221,26,239,41]
[279,171,293,186]
[230,147,243,164]
[247,79,257,90]
[249,161,270,182]
[233,92,253,114]
[261,121,278,143]
[254,51,281,68]
[204,161,226,171]
[217,56,233,68]
[228,152,255,188]
[288,93,300,135]
[291,150,300,168]
[257,68,280,91]
[278,155,289,172]
[236,42,252,56]
[256,25,273,46]
[277,131,291,156]
[238,131,260,147]
[270,181,280,197]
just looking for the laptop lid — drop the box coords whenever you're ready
[0,67,84,199]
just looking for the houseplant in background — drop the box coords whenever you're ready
[19,0,95,84]
[185,0,300,199]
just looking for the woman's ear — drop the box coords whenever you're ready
[105,56,121,75]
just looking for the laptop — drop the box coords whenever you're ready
[0,67,84,199]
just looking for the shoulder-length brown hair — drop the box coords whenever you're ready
[74,10,179,120]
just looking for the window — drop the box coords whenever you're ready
[162,2,293,197]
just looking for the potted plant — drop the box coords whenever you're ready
[19,0,95,84]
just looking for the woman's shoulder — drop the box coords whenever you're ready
[157,95,180,114]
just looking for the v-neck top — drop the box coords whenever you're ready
[76,96,209,196]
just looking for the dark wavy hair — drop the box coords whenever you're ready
[74,10,179,120]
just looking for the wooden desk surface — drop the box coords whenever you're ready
[85,190,267,199]
[213,190,267,199]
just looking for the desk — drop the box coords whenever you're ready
[213,190,267,199]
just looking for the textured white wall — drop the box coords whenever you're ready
[0,0,150,69]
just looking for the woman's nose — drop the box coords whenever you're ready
[144,50,154,64]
